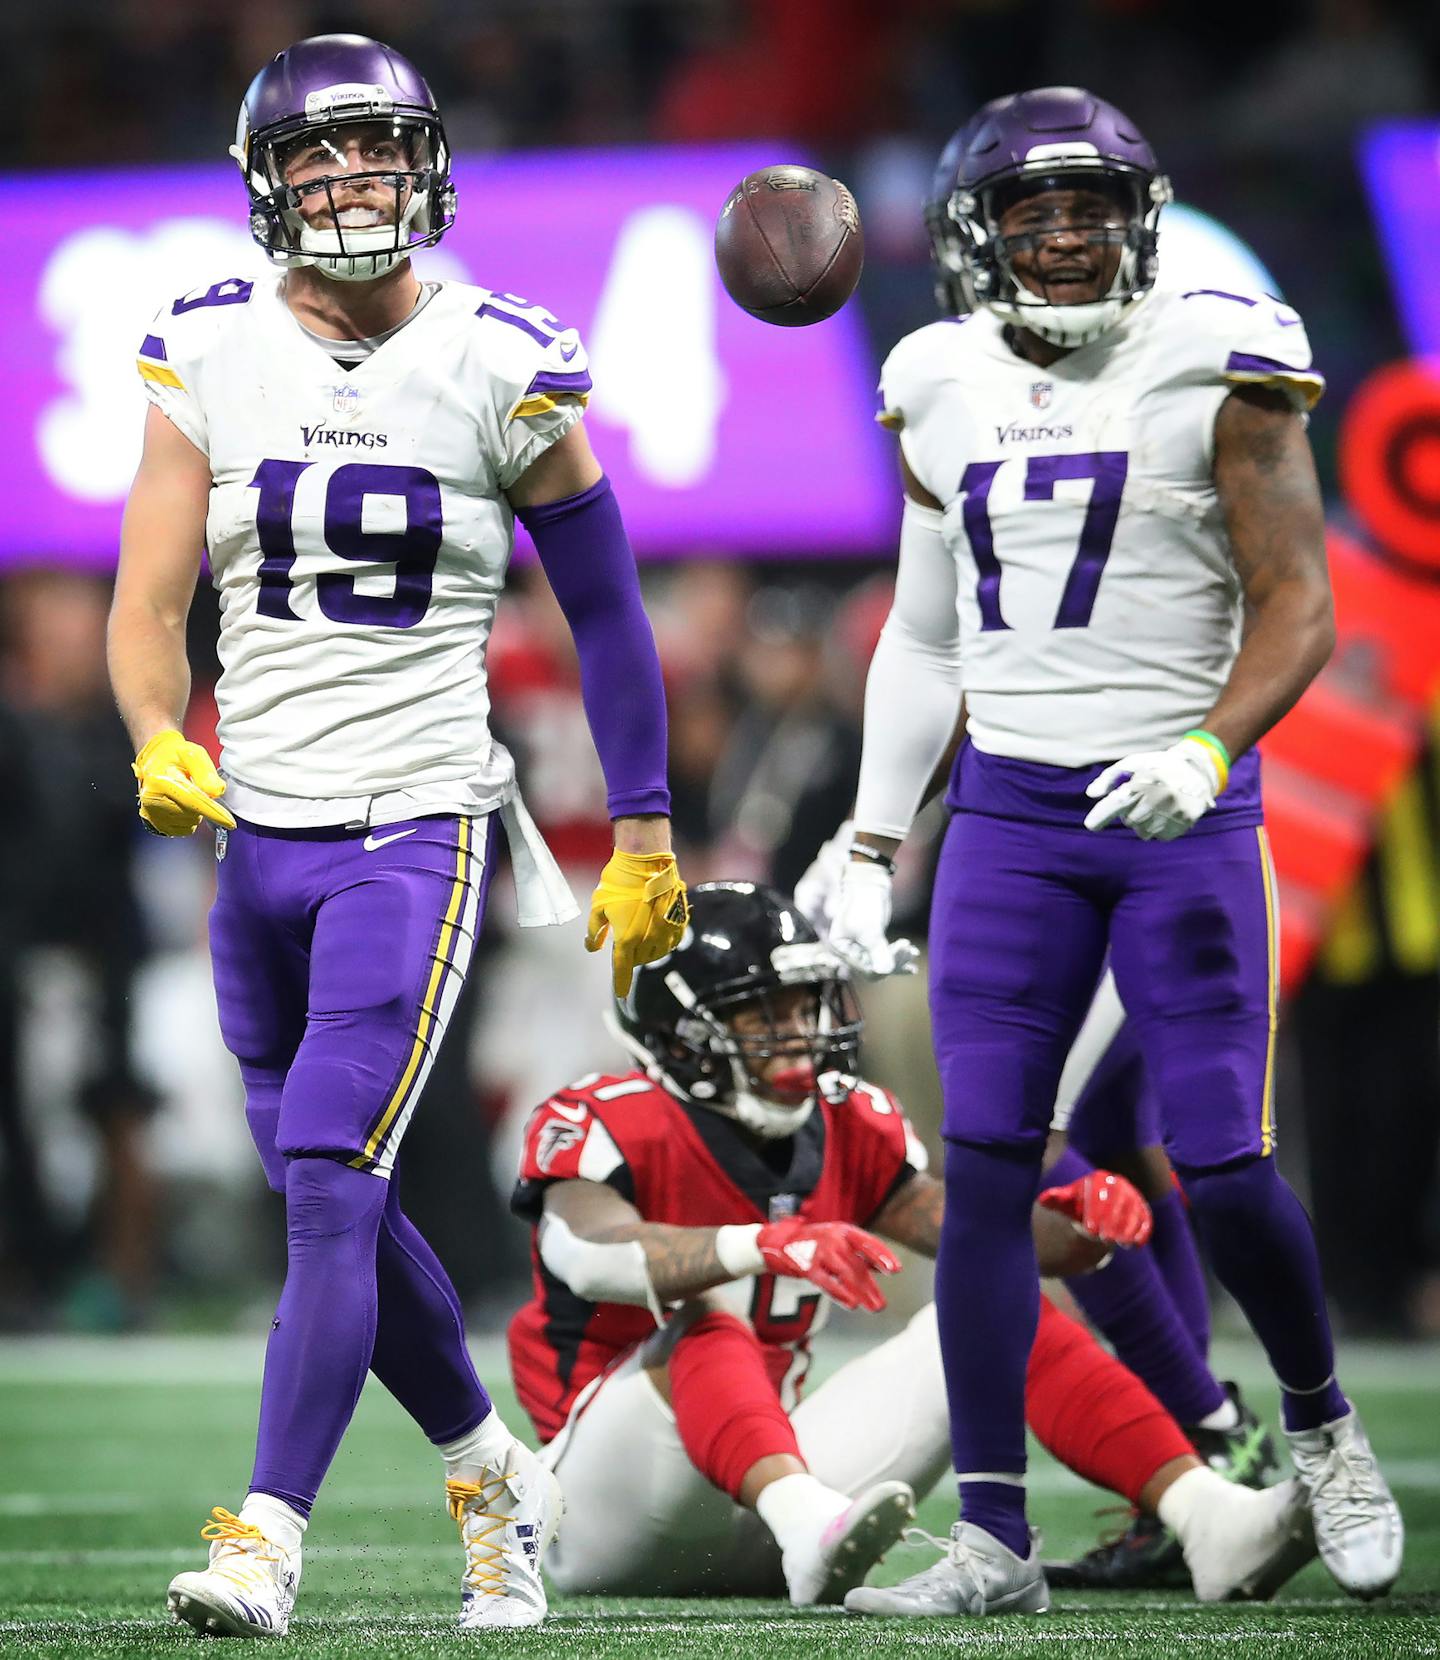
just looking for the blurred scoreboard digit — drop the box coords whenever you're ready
[0,145,896,568]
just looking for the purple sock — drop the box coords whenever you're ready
[1047,1145,1224,1426]
[250,1157,387,1514]
[1148,1184,1212,1357]
[939,1139,1039,1558]
[1179,1156,1349,1433]
[369,1179,492,1444]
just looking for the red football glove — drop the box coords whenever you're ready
[755,1220,901,1312]
[1038,1169,1153,1248]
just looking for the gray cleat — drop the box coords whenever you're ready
[844,1521,1050,1616]
[1286,1410,1403,1600]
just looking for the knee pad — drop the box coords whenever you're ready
[283,1155,388,1242]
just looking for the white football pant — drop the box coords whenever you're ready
[541,1303,950,1595]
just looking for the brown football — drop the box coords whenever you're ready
[714,165,864,326]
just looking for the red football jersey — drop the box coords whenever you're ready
[508,1069,928,1444]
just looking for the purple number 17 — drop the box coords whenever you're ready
[960,450,1128,631]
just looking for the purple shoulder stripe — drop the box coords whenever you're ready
[1225,350,1321,379]
[527,367,593,399]
[1181,289,1259,306]
[139,333,167,360]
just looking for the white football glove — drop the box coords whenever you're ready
[1083,737,1225,841]
[793,819,852,939]
[828,860,920,980]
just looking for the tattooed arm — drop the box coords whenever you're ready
[1202,385,1335,760]
[542,1177,736,1302]
[869,1172,1108,1276]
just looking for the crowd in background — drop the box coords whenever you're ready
[1,0,1437,1340]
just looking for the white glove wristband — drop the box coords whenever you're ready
[715,1223,765,1278]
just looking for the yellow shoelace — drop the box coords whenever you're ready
[446,1475,517,1598]
[199,1506,278,1591]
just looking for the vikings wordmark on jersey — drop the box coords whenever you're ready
[135,280,590,821]
[878,288,1323,767]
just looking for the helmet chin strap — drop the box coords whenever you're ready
[989,291,1138,347]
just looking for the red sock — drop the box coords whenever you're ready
[668,1312,801,1500]
[1025,1295,1194,1506]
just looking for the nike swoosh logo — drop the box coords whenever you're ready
[1275,312,1302,326]
[363,827,418,852]
[559,339,579,362]
[547,1100,589,1123]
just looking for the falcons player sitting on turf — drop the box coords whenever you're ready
[107,33,687,1640]
[507,883,1315,1607]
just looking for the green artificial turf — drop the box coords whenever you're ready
[2,1335,1436,1658]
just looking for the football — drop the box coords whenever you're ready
[714,165,864,326]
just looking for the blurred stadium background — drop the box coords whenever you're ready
[0,0,1437,1383]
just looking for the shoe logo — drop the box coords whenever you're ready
[363,827,418,852]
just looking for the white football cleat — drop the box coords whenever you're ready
[1287,1410,1403,1599]
[783,1480,914,1606]
[844,1521,1050,1616]
[448,1439,564,1630]
[167,1507,299,1638]
[1176,1476,1316,1601]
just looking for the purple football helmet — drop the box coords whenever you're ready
[231,34,455,283]
[926,86,1172,346]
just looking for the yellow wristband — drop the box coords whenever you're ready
[1183,730,1231,794]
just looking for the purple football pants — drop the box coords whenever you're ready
[209,815,498,1512]
[930,809,1279,1165]
[930,750,1343,1546]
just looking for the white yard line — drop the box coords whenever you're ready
[1,1333,1437,1389]
[6,1461,1440,1522]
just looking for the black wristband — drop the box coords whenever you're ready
[849,841,898,877]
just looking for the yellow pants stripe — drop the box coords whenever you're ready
[352,818,473,1170]
[1256,826,1279,1156]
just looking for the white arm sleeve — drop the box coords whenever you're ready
[537,1211,663,1322]
[1050,969,1127,1132]
[853,499,963,842]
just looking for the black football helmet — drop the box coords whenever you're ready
[611,881,862,1139]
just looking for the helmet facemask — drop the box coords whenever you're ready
[929,156,1171,347]
[611,947,862,1140]
[233,96,455,282]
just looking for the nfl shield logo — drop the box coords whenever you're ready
[1030,381,1054,410]
[214,825,228,863]
[332,383,362,419]
[769,1194,800,1221]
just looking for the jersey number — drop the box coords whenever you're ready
[248,460,442,627]
[960,450,1128,632]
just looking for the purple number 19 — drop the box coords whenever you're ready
[959,450,1128,631]
[248,460,442,628]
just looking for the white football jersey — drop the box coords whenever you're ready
[878,287,1324,766]
[136,275,591,824]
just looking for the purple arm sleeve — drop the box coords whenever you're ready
[515,475,671,819]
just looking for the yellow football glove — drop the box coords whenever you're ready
[585,849,690,997]
[132,729,236,837]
